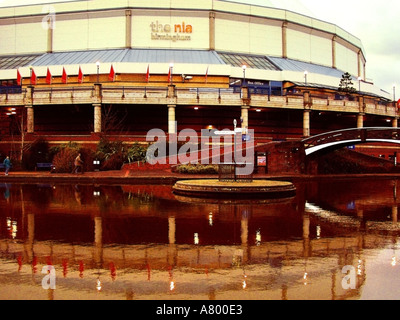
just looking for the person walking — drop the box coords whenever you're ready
[3,156,11,176]
[73,153,84,174]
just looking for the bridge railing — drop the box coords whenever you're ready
[0,86,396,118]
[302,127,400,150]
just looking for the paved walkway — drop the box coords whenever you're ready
[0,168,294,184]
[0,169,399,184]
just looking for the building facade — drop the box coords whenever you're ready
[0,0,397,160]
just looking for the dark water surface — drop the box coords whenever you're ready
[0,178,400,300]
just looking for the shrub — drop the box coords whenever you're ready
[79,147,96,172]
[100,152,125,171]
[126,142,147,163]
[49,142,80,161]
[52,147,77,173]
[176,164,218,174]
[97,137,126,158]
[51,143,96,173]
[96,137,129,170]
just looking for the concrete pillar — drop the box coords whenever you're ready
[26,106,34,133]
[93,83,102,133]
[94,104,102,133]
[303,90,312,140]
[303,214,310,239]
[241,86,249,100]
[94,216,103,267]
[168,217,176,245]
[168,105,176,134]
[241,216,248,245]
[125,10,132,48]
[168,216,177,266]
[47,19,53,53]
[25,86,34,133]
[241,106,249,130]
[303,110,310,137]
[392,206,398,223]
[209,12,216,50]
[241,86,250,132]
[27,213,35,261]
[240,206,249,264]
[282,22,288,58]
[302,213,310,258]
[358,96,365,113]
[357,113,364,128]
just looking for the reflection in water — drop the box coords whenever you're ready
[0,179,399,300]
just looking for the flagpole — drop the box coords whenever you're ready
[96,61,100,83]
[169,63,174,85]
[146,64,150,83]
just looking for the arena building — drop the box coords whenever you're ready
[0,0,398,163]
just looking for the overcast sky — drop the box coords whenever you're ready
[0,0,398,97]
[230,0,399,98]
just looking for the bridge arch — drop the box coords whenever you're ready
[302,127,400,156]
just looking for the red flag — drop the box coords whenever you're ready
[17,69,22,86]
[30,68,37,85]
[109,65,115,82]
[46,68,52,84]
[145,65,150,82]
[78,66,84,84]
[397,99,400,109]
[62,67,68,84]
[167,67,172,84]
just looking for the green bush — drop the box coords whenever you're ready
[176,164,218,174]
[126,142,147,163]
[97,137,125,157]
[95,137,128,170]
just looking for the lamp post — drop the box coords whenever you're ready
[242,65,247,85]
[96,61,100,83]
[304,71,308,85]
[393,84,396,102]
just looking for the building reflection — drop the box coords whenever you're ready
[0,182,398,300]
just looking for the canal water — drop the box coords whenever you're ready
[0,178,399,300]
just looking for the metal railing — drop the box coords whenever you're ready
[0,85,395,115]
[302,127,400,150]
